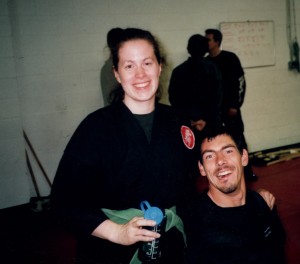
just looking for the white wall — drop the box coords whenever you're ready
[0,0,30,208]
[0,0,299,209]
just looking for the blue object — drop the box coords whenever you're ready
[140,201,164,225]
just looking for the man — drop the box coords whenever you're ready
[183,127,286,264]
[168,34,222,132]
[205,28,257,181]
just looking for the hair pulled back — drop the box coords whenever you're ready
[107,27,163,103]
[108,27,162,70]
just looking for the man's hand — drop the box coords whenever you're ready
[191,119,206,131]
[227,108,238,117]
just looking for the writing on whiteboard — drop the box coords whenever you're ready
[220,21,275,68]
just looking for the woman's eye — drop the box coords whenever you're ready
[144,61,153,67]
[124,64,134,70]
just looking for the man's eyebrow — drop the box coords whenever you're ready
[201,144,237,156]
[222,144,237,150]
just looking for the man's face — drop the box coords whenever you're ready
[198,134,248,194]
[205,33,219,51]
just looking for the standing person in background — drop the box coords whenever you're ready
[205,28,257,181]
[50,27,196,264]
[100,27,122,106]
[168,34,222,132]
[183,126,286,264]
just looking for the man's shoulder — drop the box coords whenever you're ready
[246,189,271,212]
[190,192,212,211]
[171,59,190,72]
[219,50,244,70]
[221,50,239,59]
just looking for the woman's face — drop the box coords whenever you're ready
[114,39,161,111]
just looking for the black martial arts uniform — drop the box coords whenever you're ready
[168,57,222,129]
[51,101,196,264]
[206,50,257,180]
[206,50,246,134]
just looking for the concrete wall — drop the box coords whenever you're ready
[0,0,299,208]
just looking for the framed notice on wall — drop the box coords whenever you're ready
[219,21,275,68]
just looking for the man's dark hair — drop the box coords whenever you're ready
[205,29,223,46]
[196,125,244,163]
[187,34,209,57]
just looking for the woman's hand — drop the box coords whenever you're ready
[92,217,160,245]
[257,188,275,210]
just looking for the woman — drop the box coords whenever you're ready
[50,28,196,264]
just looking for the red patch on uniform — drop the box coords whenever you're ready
[181,126,195,149]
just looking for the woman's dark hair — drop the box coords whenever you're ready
[107,27,163,103]
[196,125,244,163]
[205,29,223,46]
[108,27,162,70]
[106,27,123,52]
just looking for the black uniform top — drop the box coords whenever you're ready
[168,57,222,127]
[183,190,286,264]
[50,101,196,263]
[206,50,246,113]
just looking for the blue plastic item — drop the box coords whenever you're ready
[140,201,164,225]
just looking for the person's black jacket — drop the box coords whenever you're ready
[51,101,197,263]
[169,57,222,127]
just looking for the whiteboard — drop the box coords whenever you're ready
[219,21,275,68]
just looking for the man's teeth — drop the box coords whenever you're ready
[218,170,230,176]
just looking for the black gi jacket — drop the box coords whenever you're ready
[206,50,246,133]
[206,50,246,113]
[50,101,196,263]
[183,190,286,264]
[168,57,222,128]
